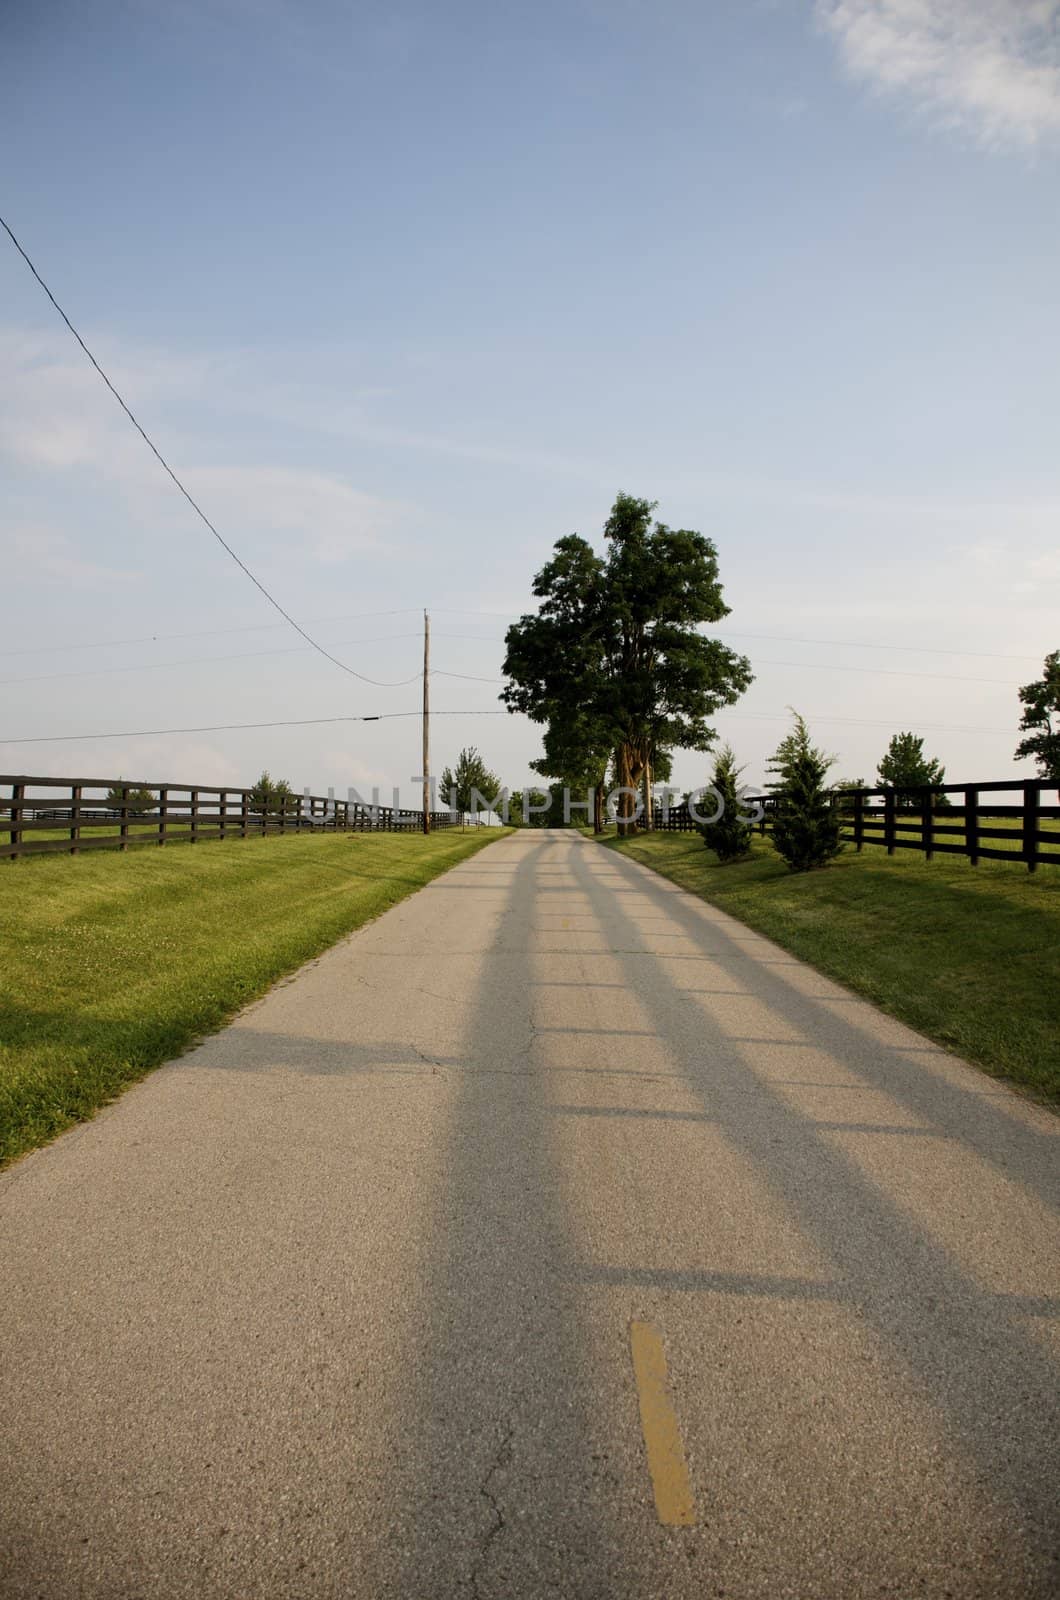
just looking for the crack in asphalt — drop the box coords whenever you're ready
[411,1043,449,1072]
[468,1424,514,1599]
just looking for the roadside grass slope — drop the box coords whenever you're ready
[1,829,505,1166]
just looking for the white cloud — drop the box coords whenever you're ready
[0,329,211,472]
[0,328,401,565]
[182,465,389,562]
[816,0,1060,149]
[11,526,142,589]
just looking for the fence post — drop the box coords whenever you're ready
[70,783,82,855]
[241,789,249,838]
[1024,780,1040,874]
[854,789,864,853]
[119,784,130,851]
[965,785,978,867]
[191,788,199,844]
[219,790,227,841]
[9,780,24,859]
[921,787,934,862]
[158,786,168,847]
[884,787,896,856]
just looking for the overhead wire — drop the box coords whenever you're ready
[715,628,1039,663]
[0,706,1020,745]
[0,710,509,745]
[0,636,427,690]
[0,634,1028,692]
[0,213,414,689]
[0,215,1041,765]
[0,601,1043,669]
[0,612,426,660]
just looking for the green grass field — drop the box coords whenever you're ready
[0,828,505,1167]
[602,830,1060,1104]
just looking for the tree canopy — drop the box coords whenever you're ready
[1015,650,1060,783]
[104,782,156,816]
[440,747,501,820]
[250,771,294,814]
[876,733,946,806]
[502,493,752,830]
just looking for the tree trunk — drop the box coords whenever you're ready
[615,742,650,835]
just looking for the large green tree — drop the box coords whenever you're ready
[502,493,752,833]
[877,733,946,808]
[1015,650,1060,783]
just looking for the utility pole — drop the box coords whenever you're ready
[422,609,431,834]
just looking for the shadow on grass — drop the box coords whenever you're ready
[606,835,1060,1103]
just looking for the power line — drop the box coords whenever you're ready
[717,710,1013,736]
[390,654,1025,689]
[1,704,1019,746]
[0,612,426,660]
[714,628,1037,663]
[1,602,1038,671]
[0,636,426,689]
[0,710,508,745]
[0,715,399,744]
[748,657,1016,687]
[0,214,413,690]
[0,613,472,660]
[2,633,1025,691]
[432,668,505,682]
[429,618,1041,664]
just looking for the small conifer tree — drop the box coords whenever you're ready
[697,745,753,863]
[768,712,843,872]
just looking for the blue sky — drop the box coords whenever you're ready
[2,0,1058,801]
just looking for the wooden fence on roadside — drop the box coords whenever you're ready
[1,773,456,860]
[651,778,1060,873]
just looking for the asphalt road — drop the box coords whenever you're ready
[2,829,1058,1599]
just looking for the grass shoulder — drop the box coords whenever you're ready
[0,828,509,1167]
[600,831,1060,1105]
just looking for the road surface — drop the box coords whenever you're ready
[2,829,1058,1598]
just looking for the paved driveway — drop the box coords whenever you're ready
[2,829,1058,1597]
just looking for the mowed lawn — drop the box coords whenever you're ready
[603,831,1060,1104]
[0,829,505,1167]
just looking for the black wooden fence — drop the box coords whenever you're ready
[2,774,455,860]
[651,779,1060,873]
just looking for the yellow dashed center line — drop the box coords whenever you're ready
[629,1320,697,1527]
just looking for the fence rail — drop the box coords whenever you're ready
[1,774,455,860]
[652,778,1060,872]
